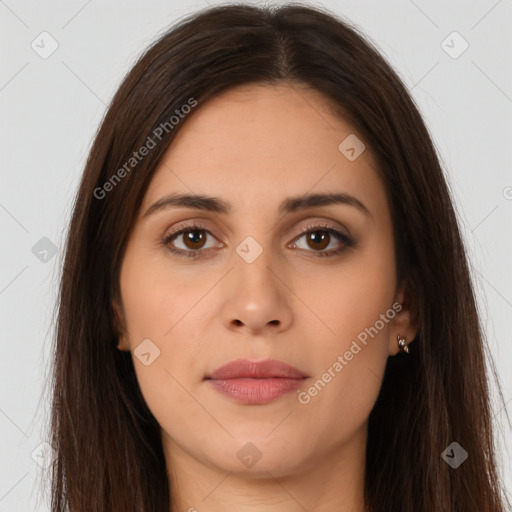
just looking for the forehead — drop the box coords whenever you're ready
[141,83,384,217]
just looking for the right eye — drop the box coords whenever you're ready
[162,222,222,258]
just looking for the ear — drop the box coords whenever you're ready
[388,277,419,356]
[112,299,130,351]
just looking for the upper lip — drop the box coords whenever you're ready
[205,358,309,380]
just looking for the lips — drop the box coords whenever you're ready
[205,358,309,405]
[205,358,308,380]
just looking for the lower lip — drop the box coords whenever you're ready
[207,377,307,405]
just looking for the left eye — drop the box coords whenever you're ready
[291,227,350,254]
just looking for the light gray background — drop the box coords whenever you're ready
[1,0,511,509]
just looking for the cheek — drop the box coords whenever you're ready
[300,242,396,351]
[119,253,216,418]
[119,248,206,344]
[296,239,395,426]
[297,298,392,447]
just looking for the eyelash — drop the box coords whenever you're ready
[161,221,354,259]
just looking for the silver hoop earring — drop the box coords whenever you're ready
[397,335,410,354]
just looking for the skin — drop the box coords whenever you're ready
[115,82,418,512]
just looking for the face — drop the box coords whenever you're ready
[115,83,416,479]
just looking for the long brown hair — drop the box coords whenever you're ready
[47,3,510,511]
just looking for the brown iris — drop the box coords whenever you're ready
[182,230,207,250]
[306,230,330,251]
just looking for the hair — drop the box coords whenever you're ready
[46,2,510,511]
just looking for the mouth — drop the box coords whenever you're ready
[204,358,309,405]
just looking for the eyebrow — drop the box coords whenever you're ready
[143,192,372,219]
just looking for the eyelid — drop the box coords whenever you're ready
[164,219,211,239]
[291,220,350,238]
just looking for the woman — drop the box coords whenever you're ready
[48,3,510,511]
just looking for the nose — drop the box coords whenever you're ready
[220,250,293,336]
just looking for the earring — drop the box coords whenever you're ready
[397,334,409,354]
